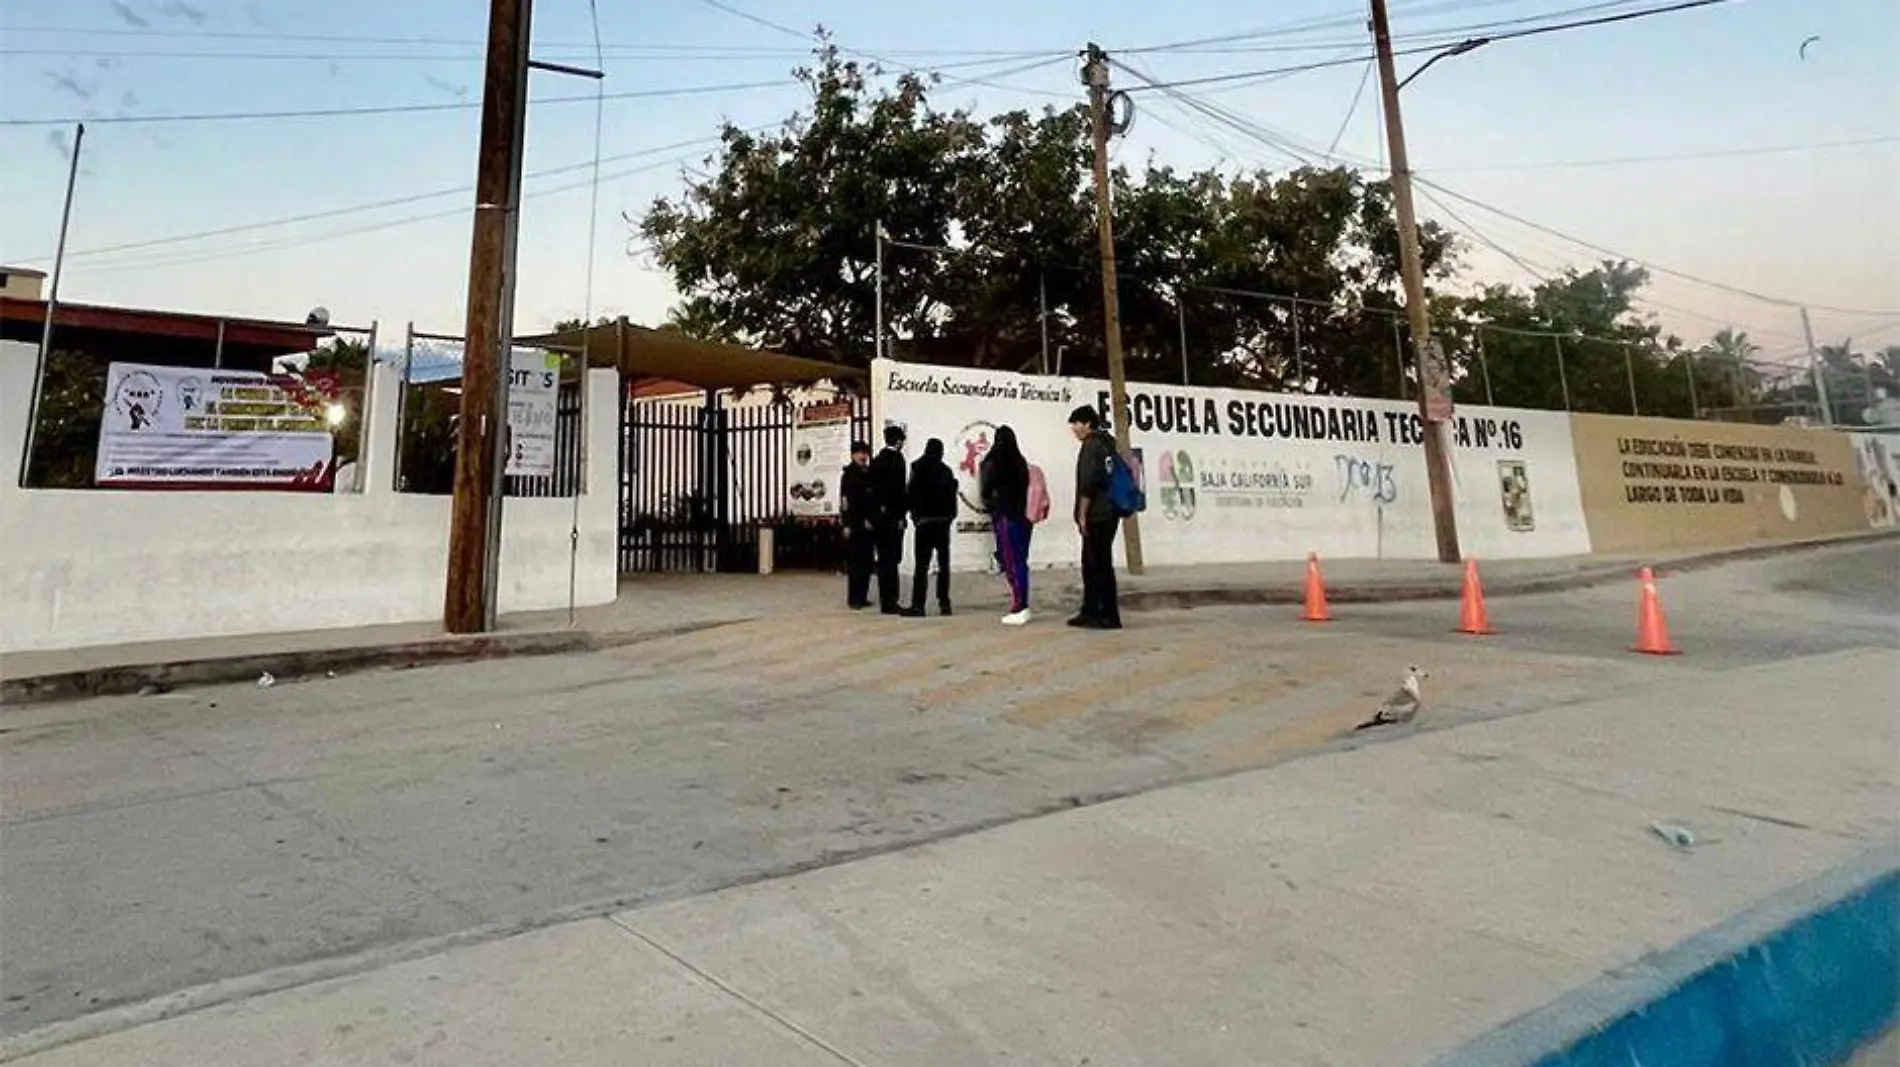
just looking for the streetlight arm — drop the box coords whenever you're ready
[1397,37,1489,92]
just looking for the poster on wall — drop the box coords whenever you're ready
[788,401,853,517]
[94,362,337,490]
[1848,432,1900,529]
[871,358,1593,570]
[505,349,561,478]
[1569,414,1866,553]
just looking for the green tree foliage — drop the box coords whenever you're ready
[633,42,1869,419]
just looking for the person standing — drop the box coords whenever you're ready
[1068,405,1123,630]
[902,438,959,617]
[868,424,910,614]
[838,440,876,610]
[980,425,1036,626]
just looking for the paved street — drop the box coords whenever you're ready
[1,540,1894,1050]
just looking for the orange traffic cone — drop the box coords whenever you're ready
[1456,558,1494,635]
[1302,552,1332,623]
[1631,566,1680,656]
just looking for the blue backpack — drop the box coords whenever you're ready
[1106,449,1146,518]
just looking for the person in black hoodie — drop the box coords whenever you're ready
[903,437,959,617]
[1068,404,1122,629]
[868,425,910,614]
[838,441,876,609]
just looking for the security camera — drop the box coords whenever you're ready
[306,306,331,328]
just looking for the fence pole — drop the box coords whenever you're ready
[1177,291,1190,386]
[393,323,415,490]
[1623,341,1639,415]
[1290,299,1305,388]
[1553,334,1572,411]
[1038,269,1051,376]
[1476,328,1495,406]
[1684,349,1700,418]
[1392,318,1407,399]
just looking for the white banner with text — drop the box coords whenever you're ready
[95,362,337,490]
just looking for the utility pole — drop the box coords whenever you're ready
[1368,0,1460,564]
[1082,42,1144,573]
[445,0,534,634]
[874,220,887,362]
[1799,307,1835,425]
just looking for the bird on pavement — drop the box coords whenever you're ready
[1355,666,1425,730]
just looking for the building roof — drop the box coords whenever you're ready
[0,265,49,279]
[0,297,332,370]
[516,318,861,391]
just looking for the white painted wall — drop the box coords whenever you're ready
[0,342,618,654]
[871,359,1593,570]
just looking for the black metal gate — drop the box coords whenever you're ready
[618,386,870,574]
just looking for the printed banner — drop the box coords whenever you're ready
[506,349,562,478]
[871,359,1592,569]
[95,362,336,489]
[788,401,853,517]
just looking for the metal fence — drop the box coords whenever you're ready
[618,387,871,574]
[392,327,584,497]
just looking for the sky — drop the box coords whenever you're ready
[1,0,1896,368]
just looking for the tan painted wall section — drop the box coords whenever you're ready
[1569,413,1868,555]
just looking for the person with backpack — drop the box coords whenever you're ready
[979,425,1045,626]
[1068,404,1127,630]
[902,437,959,617]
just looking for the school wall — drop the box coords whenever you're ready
[0,343,619,655]
[870,359,1593,570]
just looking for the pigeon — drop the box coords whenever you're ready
[1355,666,1425,730]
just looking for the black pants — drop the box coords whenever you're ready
[1080,518,1121,624]
[873,522,905,612]
[845,525,875,607]
[909,521,952,611]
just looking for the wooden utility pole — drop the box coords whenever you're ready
[1082,43,1144,574]
[446,0,534,633]
[1368,0,1461,564]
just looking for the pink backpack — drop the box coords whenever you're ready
[1025,464,1051,525]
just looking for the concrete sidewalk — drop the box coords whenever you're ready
[3,531,1888,704]
[10,646,1894,1067]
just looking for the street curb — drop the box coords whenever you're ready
[4,532,1891,708]
[1114,530,1899,613]
[1425,843,1899,1067]
[0,622,734,709]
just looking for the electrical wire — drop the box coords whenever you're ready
[1430,135,1900,172]
[1326,60,1375,159]
[567,0,609,627]
[1119,0,1742,93]
[2,76,795,127]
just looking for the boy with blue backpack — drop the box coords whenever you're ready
[1067,404,1141,630]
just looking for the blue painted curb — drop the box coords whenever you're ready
[1428,843,1899,1067]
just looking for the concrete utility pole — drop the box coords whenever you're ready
[1368,0,1460,564]
[445,0,534,634]
[1082,42,1145,574]
[1799,307,1835,425]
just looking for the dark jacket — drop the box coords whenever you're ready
[908,446,960,525]
[1075,430,1117,524]
[980,453,1029,522]
[869,447,909,526]
[839,462,876,530]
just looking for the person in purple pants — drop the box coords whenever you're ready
[979,425,1036,626]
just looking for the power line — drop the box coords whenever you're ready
[1430,135,1900,171]
[16,128,768,265]
[1414,177,1900,318]
[2,76,796,127]
[1120,0,1742,93]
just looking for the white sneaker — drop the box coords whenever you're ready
[1001,609,1031,627]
